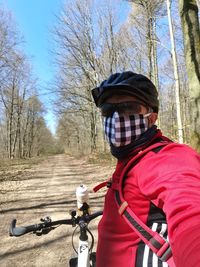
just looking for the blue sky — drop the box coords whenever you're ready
[4,0,63,85]
[1,0,130,135]
[2,0,64,134]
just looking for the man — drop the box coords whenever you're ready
[92,71,200,267]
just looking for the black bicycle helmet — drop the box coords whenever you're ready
[92,71,159,113]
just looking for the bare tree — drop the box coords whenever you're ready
[54,0,127,153]
[127,0,165,87]
[0,7,56,159]
[21,96,44,158]
[0,50,38,158]
[166,0,184,143]
[178,0,200,151]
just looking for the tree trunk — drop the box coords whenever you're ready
[22,111,30,158]
[151,18,161,128]
[147,17,154,79]
[152,18,159,90]
[166,0,184,143]
[90,109,97,152]
[12,126,18,158]
[28,116,35,158]
[9,82,15,159]
[178,0,200,151]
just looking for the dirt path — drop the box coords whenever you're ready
[0,154,113,267]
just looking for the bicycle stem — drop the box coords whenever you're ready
[79,220,88,241]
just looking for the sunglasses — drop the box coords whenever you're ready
[100,101,147,117]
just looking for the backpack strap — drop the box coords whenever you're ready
[114,141,176,266]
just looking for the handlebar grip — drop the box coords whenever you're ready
[9,219,38,237]
[10,219,26,236]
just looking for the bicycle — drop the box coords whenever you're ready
[9,184,102,267]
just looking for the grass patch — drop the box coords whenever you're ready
[0,156,46,169]
[0,156,47,182]
[87,152,116,166]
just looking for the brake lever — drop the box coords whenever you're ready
[32,217,54,236]
[33,227,55,236]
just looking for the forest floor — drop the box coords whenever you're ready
[0,154,114,267]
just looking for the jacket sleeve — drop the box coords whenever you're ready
[135,143,200,267]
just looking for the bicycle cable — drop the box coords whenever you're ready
[72,226,79,254]
[71,226,95,254]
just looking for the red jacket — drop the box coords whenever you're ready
[96,141,200,267]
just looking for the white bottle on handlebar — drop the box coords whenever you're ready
[76,184,89,210]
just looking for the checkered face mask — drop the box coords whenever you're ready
[104,112,150,147]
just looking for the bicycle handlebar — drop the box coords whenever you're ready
[9,211,103,237]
